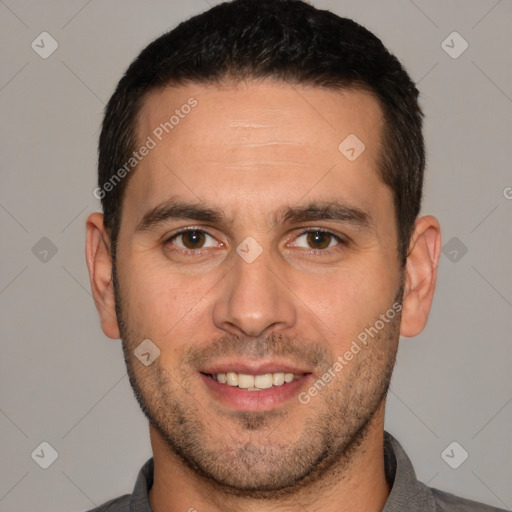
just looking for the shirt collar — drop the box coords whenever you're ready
[381,431,436,511]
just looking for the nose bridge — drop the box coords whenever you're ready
[212,239,296,338]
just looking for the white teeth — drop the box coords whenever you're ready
[273,373,285,386]
[212,371,302,389]
[254,374,273,389]
[237,374,254,389]
[226,372,238,386]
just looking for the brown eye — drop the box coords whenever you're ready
[306,231,333,250]
[181,230,206,249]
[290,229,346,252]
[167,229,218,251]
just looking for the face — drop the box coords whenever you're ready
[112,81,403,494]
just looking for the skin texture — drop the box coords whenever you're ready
[86,80,441,512]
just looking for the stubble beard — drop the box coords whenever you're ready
[112,261,403,498]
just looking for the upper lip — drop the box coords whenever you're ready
[200,360,313,376]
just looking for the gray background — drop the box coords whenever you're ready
[1,0,511,510]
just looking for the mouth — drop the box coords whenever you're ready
[202,371,303,391]
[199,364,313,411]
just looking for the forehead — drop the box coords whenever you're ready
[123,80,389,230]
[137,80,382,157]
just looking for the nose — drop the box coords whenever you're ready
[212,243,297,338]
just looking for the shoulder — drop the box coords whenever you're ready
[431,486,506,511]
[81,457,154,512]
[83,494,131,512]
[383,432,505,512]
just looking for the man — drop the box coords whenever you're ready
[84,0,504,510]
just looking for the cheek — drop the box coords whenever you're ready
[310,259,399,347]
[119,255,214,341]
[117,257,170,332]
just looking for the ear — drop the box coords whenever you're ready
[85,212,120,339]
[400,215,442,338]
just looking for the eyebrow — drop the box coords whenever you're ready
[135,197,374,234]
[275,201,373,232]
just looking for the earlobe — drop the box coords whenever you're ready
[400,215,442,338]
[85,212,120,339]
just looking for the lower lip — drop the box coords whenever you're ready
[200,373,312,412]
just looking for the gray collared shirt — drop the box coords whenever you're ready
[86,432,505,511]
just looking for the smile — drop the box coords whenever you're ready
[205,372,302,390]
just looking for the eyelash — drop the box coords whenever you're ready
[164,227,349,255]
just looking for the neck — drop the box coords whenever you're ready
[149,402,390,512]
